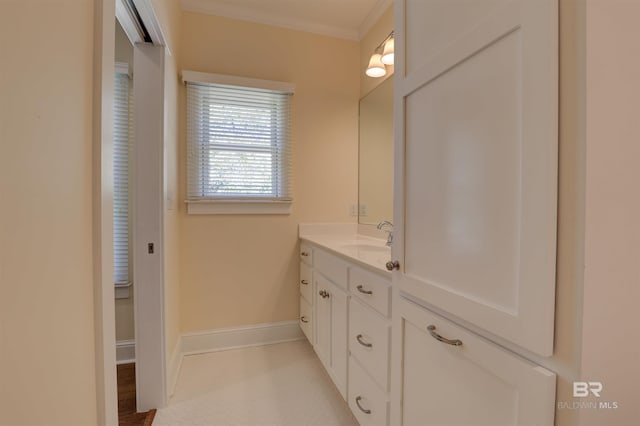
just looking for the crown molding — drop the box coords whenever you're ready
[357,0,393,40]
[181,0,360,40]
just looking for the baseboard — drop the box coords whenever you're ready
[167,336,183,398]
[181,320,304,356]
[116,339,135,364]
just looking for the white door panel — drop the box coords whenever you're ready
[397,298,556,426]
[394,0,558,356]
[405,28,522,315]
[405,0,509,76]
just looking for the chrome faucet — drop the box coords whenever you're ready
[377,221,394,247]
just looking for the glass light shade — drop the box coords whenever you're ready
[381,37,395,65]
[366,53,386,78]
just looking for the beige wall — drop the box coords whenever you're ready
[360,6,394,98]
[0,1,98,425]
[580,0,640,424]
[178,12,360,332]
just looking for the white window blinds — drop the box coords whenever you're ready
[114,68,132,285]
[186,81,292,201]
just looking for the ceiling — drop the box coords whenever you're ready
[180,0,393,40]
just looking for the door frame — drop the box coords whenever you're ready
[93,0,168,423]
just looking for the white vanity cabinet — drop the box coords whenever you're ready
[299,243,314,343]
[299,243,350,399]
[348,265,392,426]
[387,0,560,423]
[298,236,393,416]
[393,0,559,356]
[391,298,556,426]
[315,273,348,398]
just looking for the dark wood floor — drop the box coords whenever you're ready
[118,363,156,426]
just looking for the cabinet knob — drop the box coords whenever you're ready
[386,260,400,271]
[301,252,309,257]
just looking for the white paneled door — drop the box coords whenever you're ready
[393,0,558,356]
[395,298,556,426]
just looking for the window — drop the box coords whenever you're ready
[184,72,294,214]
[114,64,132,289]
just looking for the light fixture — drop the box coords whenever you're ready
[365,31,394,78]
[366,53,387,78]
[381,37,394,65]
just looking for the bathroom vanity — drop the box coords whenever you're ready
[299,223,556,426]
[298,224,392,425]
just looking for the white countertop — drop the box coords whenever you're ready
[299,226,392,276]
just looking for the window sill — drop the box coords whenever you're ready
[186,199,292,215]
[115,281,132,299]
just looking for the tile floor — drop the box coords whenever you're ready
[153,340,358,426]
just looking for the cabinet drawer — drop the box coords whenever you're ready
[300,242,313,266]
[349,356,389,426]
[396,298,556,426]
[349,298,390,391]
[299,262,313,303]
[299,296,312,343]
[349,266,391,317]
[314,249,348,290]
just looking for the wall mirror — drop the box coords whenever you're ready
[358,77,394,226]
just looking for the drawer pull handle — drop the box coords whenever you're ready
[356,334,373,348]
[356,285,373,295]
[319,290,330,299]
[355,396,371,414]
[300,316,309,323]
[301,252,310,257]
[301,280,309,285]
[427,325,463,346]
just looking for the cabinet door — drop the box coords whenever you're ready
[392,297,556,426]
[328,279,348,398]
[394,0,558,355]
[314,274,332,370]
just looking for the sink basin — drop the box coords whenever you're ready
[339,243,390,254]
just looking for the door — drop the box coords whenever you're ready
[315,274,332,369]
[314,273,348,398]
[328,279,348,398]
[393,0,558,355]
[394,298,555,425]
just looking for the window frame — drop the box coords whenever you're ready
[182,71,295,215]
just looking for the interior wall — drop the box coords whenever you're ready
[360,5,394,97]
[580,0,640,423]
[178,12,360,332]
[0,1,98,425]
